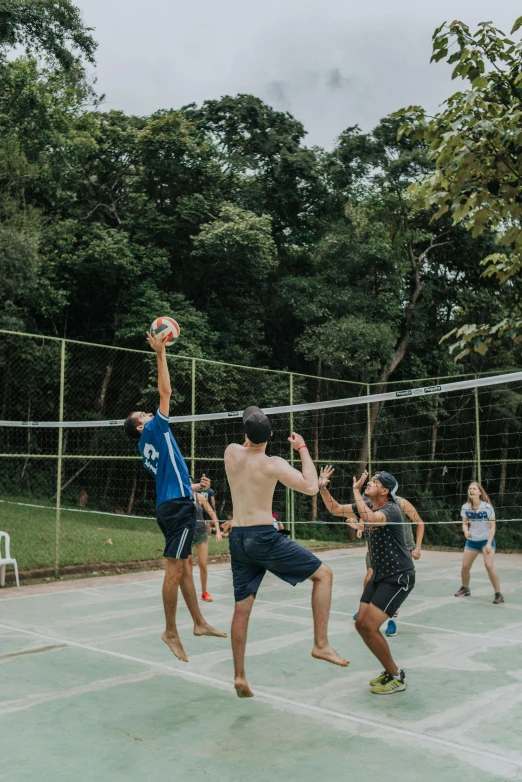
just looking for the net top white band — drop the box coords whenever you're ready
[0,371,521,428]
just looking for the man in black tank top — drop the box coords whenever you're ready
[352,471,414,694]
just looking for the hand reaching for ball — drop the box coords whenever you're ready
[146,330,170,353]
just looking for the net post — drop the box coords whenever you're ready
[474,382,482,484]
[366,384,372,475]
[191,358,196,477]
[54,339,66,579]
[289,373,295,540]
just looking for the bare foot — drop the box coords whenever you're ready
[193,623,228,638]
[312,644,350,667]
[162,631,188,662]
[234,680,254,698]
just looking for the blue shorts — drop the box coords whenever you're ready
[465,538,496,552]
[156,498,196,559]
[229,525,322,602]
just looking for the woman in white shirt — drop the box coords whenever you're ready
[454,482,504,604]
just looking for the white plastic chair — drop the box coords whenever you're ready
[0,531,19,587]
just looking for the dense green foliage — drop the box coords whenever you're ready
[1,6,520,382]
[397,17,522,361]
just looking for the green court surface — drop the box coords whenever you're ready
[1,549,522,782]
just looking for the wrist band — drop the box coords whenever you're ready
[297,445,308,451]
[319,486,327,491]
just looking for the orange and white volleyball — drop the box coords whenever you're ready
[150,316,180,346]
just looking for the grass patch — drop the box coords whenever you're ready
[0,499,348,572]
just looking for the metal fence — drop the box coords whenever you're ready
[1,328,522,576]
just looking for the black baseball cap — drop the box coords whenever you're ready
[373,471,398,500]
[243,405,272,444]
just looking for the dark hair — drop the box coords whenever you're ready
[124,413,142,440]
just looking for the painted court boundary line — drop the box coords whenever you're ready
[0,622,520,770]
[0,552,363,603]
[256,599,522,646]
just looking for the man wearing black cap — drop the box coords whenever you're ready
[353,470,414,693]
[224,405,349,698]
[318,468,415,694]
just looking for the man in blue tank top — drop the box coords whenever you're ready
[124,330,226,662]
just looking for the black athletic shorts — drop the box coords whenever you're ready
[360,572,415,617]
[156,498,196,559]
[229,525,322,602]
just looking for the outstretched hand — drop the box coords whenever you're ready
[146,330,169,353]
[200,474,211,490]
[353,470,368,492]
[318,465,335,489]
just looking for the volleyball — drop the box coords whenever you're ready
[150,316,180,346]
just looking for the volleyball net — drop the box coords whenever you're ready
[1,328,522,577]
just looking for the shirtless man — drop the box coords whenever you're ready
[224,405,348,699]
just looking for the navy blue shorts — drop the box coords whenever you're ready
[156,498,196,559]
[465,538,496,551]
[229,525,322,602]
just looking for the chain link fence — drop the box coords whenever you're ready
[1,328,522,577]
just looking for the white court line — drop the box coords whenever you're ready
[0,577,165,602]
[255,599,522,646]
[0,552,364,602]
[0,622,520,770]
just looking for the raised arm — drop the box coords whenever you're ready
[146,331,172,417]
[353,471,386,526]
[270,433,318,496]
[318,465,359,522]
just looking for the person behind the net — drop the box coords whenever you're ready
[192,486,222,602]
[224,405,349,698]
[199,475,216,516]
[318,466,425,638]
[123,330,226,662]
[319,468,414,694]
[454,481,504,604]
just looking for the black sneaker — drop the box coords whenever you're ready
[493,593,504,604]
[454,586,471,597]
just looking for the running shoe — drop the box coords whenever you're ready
[454,586,471,597]
[493,593,504,604]
[369,670,408,687]
[201,592,213,602]
[371,669,407,695]
[385,619,397,637]
[353,611,358,621]
[369,671,387,686]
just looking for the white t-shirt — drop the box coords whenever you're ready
[460,501,495,541]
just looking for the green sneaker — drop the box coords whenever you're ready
[371,669,407,694]
[369,671,387,687]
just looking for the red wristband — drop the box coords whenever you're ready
[297,445,308,451]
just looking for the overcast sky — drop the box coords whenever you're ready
[77,0,521,148]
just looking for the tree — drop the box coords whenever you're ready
[0,0,96,69]
[396,17,522,360]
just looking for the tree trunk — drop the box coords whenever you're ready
[311,366,322,522]
[96,360,115,412]
[127,472,137,515]
[425,396,439,490]
[53,459,92,497]
[499,420,509,502]
[357,238,424,472]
